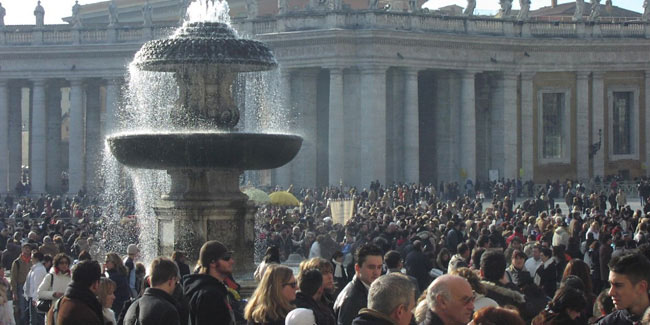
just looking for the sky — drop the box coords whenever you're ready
[2,0,644,25]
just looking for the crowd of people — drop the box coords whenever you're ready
[0,176,650,325]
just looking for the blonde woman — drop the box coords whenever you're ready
[104,253,131,316]
[244,264,296,325]
[96,277,117,325]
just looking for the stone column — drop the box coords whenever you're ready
[576,71,590,181]
[435,71,451,182]
[404,68,420,184]
[46,83,62,193]
[503,72,519,180]
[592,72,605,178]
[646,71,650,177]
[521,72,535,182]
[294,69,319,188]
[274,69,292,188]
[105,78,121,135]
[68,79,85,194]
[30,79,47,194]
[0,80,8,193]
[8,84,22,189]
[448,72,461,182]
[328,67,345,186]
[85,82,101,193]
[460,70,477,182]
[359,65,387,187]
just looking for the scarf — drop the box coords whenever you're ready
[332,260,344,278]
[64,282,104,322]
[54,267,70,276]
[20,254,30,264]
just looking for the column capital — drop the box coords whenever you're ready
[105,77,122,86]
[326,66,344,75]
[32,78,47,86]
[521,71,536,80]
[299,67,321,78]
[502,71,519,80]
[404,67,420,76]
[68,78,83,87]
[592,71,605,79]
[359,65,387,75]
[576,71,590,80]
[461,70,480,79]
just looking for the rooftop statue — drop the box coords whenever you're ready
[369,0,379,10]
[464,0,476,16]
[247,0,258,17]
[34,1,45,27]
[278,0,288,14]
[588,0,601,21]
[572,0,584,21]
[644,0,649,21]
[516,0,530,21]
[496,0,512,18]
[109,0,119,26]
[72,0,82,28]
[143,1,153,26]
[0,3,5,27]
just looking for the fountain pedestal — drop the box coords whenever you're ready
[153,168,257,277]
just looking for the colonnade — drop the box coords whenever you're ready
[0,77,121,195]
[271,66,650,188]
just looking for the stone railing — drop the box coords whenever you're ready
[235,11,650,39]
[532,181,641,197]
[0,12,648,47]
[0,24,176,46]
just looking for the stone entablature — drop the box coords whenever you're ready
[235,11,650,38]
[0,24,176,46]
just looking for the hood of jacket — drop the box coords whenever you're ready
[481,280,526,304]
[182,273,227,299]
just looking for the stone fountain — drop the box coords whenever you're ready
[107,18,302,276]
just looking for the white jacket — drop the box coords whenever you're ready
[23,263,47,300]
[37,271,72,304]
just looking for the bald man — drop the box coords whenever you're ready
[421,275,475,325]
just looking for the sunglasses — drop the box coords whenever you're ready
[283,282,298,289]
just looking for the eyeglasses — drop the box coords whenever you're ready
[283,282,298,289]
[220,252,233,261]
[460,291,477,305]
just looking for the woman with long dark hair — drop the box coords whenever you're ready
[532,286,586,325]
[103,253,131,316]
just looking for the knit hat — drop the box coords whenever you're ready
[285,308,316,325]
[127,244,140,255]
[199,240,229,268]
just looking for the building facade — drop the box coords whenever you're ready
[0,0,649,194]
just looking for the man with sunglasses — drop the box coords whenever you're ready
[183,240,236,325]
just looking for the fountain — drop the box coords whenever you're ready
[106,2,302,276]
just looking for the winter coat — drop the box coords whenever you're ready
[506,265,533,288]
[599,244,613,282]
[535,260,557,298]
[351,308,394,325]
[552,227,570,249]
[418,309,445,325]
[37,270,72,306]
[294,292,336,325]
[481,280,526,314]
[106,269,131,317]
[334,276,368,325]
[9,255,31,294]
[405,249,430,291]
[124,287,180,325]
[595,308,641,325]
[447,254,468,274]
[48,282,104,325]
[183,273,235,325]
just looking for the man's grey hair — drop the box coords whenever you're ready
[426,275,457,310]
[368,273,416,316]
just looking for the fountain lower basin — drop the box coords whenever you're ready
[107,132,302,170]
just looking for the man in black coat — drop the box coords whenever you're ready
[295,269,336,325]
[124,257,181,325]
[405,241,430,292]
[351,273,415,325]
[183,240,236,325]
[596,253,650,325]
[334,244,383,325]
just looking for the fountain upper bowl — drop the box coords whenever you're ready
[107,132,302,170]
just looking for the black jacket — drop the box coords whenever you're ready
[418,309,445,325]
[124,288,180,325]
[596,309,642,325]
[351,309,394,325]
[334,276,368,325]
[405,249,430,291]
[183,274,235,325]
[294,292,336,325]
[535,260,557,298]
